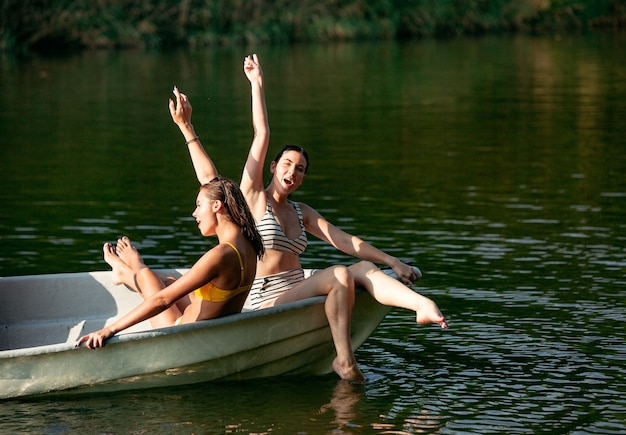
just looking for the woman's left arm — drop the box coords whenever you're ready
[300,203,419,284]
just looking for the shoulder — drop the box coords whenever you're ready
[198,244,228,267]
[288,199,302,211]
[201,243,241,273]
[200,243,236,264]
[293,200,311,213]
[297,202,324,222]
[213,242,238,257]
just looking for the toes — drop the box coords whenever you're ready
[103,242,117,257]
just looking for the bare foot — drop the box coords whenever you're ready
[102,242,132,286]
[116,236,145,273]
[332,357,366,383]
[416,299,448,329]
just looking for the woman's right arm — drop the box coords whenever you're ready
[240,54,270,213]
[169,86,218,185]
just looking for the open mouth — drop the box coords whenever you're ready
[284,178,294,186]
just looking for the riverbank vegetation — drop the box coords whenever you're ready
[1,0,624,53]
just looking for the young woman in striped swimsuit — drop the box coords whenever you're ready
[178,55,447,383]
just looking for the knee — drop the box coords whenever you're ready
[349,261,378,277]
[330,265,354,290]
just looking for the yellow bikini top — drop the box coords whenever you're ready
[194,242,250,302]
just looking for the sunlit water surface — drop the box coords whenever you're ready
[1,34,625,433]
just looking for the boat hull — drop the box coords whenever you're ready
[0,270,390,399]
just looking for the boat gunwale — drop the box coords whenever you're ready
[0,293,331,359]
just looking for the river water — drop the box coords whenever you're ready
[1,33,625,434]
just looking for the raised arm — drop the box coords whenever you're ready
[300,203,421,285]
[169,86,218,185]
[240,54,270,213]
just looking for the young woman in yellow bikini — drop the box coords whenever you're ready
[76,93,264,350]
[179,54,447,382]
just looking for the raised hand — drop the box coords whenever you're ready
[169,86,194,128]
[243,54,263,84]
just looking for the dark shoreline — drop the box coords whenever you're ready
[1,0,624,54]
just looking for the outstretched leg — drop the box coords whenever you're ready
[349,261,448,328]
[273,266,365,383]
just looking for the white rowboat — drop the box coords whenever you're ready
[0,269,390,399]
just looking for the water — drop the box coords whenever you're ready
[1,34,625,433]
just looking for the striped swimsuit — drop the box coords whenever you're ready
[246,200,308,310]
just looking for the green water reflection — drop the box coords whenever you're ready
[1,34,625,433]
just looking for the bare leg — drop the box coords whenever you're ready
[114,236,182,328]
[115,236,146,274]
[273,266,365,383]
[349,261,448,329]
[102,242,135,287]
[133,267,182,328]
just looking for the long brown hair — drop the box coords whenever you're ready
[200,177,264,259]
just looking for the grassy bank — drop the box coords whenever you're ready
[1,0,625,53]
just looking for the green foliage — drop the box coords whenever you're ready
[1,0,624,53]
